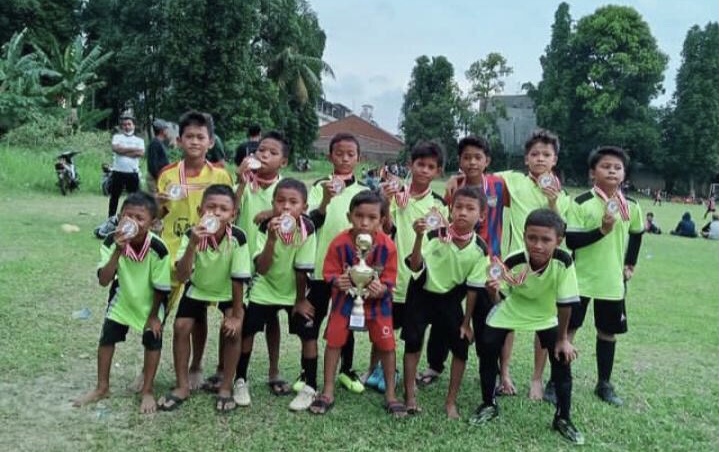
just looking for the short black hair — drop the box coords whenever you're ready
[179,110,214,138]
[152,119,168,135]
[588,146,629,170]
[273,177,307,202]
[202,184,236,207]
[524,129,560,155]
[329,132,361,155]
[410,141,444,166]
[121,191,158,219]
[458,135,491,158]
[524,208,566,237]
[261,130,290,158]
[647,211,654,217]
[453,186,487,213]
[349,190,387,216]
[119,115,135,123]
[248,123,261,137]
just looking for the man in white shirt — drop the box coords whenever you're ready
[107,115,145,218]
[701,215,719,240]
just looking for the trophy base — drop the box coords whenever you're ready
[348,314,366,331]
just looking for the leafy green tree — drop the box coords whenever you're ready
[0,0,80,53]
[268,46,334,105]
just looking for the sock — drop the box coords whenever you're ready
[596,338,616,383]
[339,332,355,374]
[236,351,251,381]
[302,356,318,390]
[554,380,572,420]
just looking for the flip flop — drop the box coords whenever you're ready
[268,379,292,396]
[158,392,187,411]
[216,395,237,413]
[406,404,423,415]
[202,374,223,393]
[385,401,408,418]
[416,369,440,387]
[309,395,334,415]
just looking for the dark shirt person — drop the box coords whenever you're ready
[146,119,170,193]
[206,134,226,166]
[670,212,698,238]
[234,124,261,166]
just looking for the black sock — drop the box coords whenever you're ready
[596,338,616,383]
[554,380,572,420]
[339,332,355,374]
[302,356,318,389]
[236,351,251,381]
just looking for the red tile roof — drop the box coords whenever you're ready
[318,115,404,149]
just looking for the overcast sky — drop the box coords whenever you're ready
[310,0,718,134]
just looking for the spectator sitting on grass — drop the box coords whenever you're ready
[645,212,661,234]
[700,215,719,240]
[670,212,697,238]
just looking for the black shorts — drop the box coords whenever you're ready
[109,171,140,195]
[569,296,628,335]
[294,279,332,340]
[242,302,293,338]
[482,324,559,353]
[175,294,232,321]
[391,302,405,330]
[99,318,162,351]
[401,282,469,361]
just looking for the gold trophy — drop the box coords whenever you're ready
[348,233,376,331]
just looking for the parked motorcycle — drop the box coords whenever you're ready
[55,151,80,195]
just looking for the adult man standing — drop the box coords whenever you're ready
[233,123,261,166]
[146,119,171,193]
[107,115,145,218]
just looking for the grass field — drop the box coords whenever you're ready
[1,147,717,451]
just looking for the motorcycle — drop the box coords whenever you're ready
[55,151,80,195]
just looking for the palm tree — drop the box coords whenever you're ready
[0,28,52,97]
[267,46,334,105]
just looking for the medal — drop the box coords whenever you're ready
[538,173,555,189]
[279,214,296,234]
[200,214,220,234]
[606,199,620,215]
[487,195,497,208]
[246,155,262,170]
[117,218,139,239]
[488,262,504,280]
[425,210,443,230]
[166,182,185,200]
[330,177,344,194]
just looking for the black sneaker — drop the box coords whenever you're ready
[553,417,585,445]
[543,380,557,405]
[595,381,623,406]
[468,403,499,425]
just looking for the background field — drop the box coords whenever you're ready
[0,147,717,451]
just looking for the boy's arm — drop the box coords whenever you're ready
[254,227,275,275]
[407,220,426,272]
[146,247,172,338]
[98,246,122,287]
[145,289,166,339]
[293,270,314,321]
[624,201,644,279]
[174,233,196,283]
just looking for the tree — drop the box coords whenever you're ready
[0,0,80,53]
[267,46,334,105]
[400,55,461,169]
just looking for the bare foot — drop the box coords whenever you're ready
[445,403,460,419]
[139,393,157,414]
[73,388,109,407]
[128,372,144,393]
[500,375,517,395]
[529,379,544,401]
[189,369,204,391]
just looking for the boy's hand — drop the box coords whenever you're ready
[236,156,255,177]
[266,216,282,240]
[601,213,616,235]
[321,181,337,202]
[145,316,162,339]
[554,340,577,364]
[189,223,211,245]
[155,192,171,207]
[412,218,428,236]
[113,228,131,249]
[542,185,559,207]
[459,321,474,344]
[486,278,501,302]
[380,178,400,199]
[366,279,386,299]
[623,265,634,281]
[222,314,243,337]
[445,174,464,200]
[334,273,353,292]
[293,299,315,321]
[253,209,274,225]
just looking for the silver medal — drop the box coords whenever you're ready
[279,214,296,234]
[118,218,139,239]
[488,263,504,280]
[200,214,220,234]
[425,211,443,230]
[166,183,184,200]
[487,196,497,208]
[538,173,554,189]
[247,156,262,170]
[606,199,620,215]
[331,178,344,194]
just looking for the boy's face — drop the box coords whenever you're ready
[256,138,287,176]
[459,146,490,179]
[120,204,153,239]
[524,142,557,176]
[198,194,236,225]
[330,140,359,175]
[347,202,383,236]
[178,124,213,160]
[524,225,561,266]
[590,155,625,189]
[273,188,307,218]
[410,157,441,187]
[451,195,483,232]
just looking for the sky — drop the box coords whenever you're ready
[310,0,718,135]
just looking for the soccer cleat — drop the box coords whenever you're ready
[338,370,365,393]
[543,380,557,405]
[595,381,623,406]
[95,216,118,239]
[365,364,383,390]
[292,373,306,393]
[553,417,585,445]
[468,403,499,425]
[232,378,251,406]
[289,385,316,411]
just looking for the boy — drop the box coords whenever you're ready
[496,129,571,401]
[419,135,511,391]
[234,178,318,411]
[305,133,367,394]
[403,187,491,418]
[158,184,251,412]
[645,212,661,234]
[471,209,583,445]
[374,141,447,390]
[156,111,233,390]
[73,192,170,414]
[565,146,643,406]
[310,190,405,417]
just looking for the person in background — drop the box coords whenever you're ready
[670,212,698,238]
[701,214,719,240]
[234,124,262,166]
[207,134,226,167]
[644,212,661,234]
[146,119,171,194]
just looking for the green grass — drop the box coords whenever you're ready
[0,147,717,451]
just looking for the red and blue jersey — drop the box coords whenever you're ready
[477,174,508,257]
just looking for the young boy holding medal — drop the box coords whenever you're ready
[233,178,318,411]
[565,146,643,406]
[155,111,232,390]
[472,209,584,445]
[304,133,368,394]
[158,184,251,412]
[402,186,491,418]
[73,192,171,414]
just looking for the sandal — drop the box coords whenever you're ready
[268,379,292,396]
[216,395,237,413]
[158,392,187,412]
[406,404,423,415]
[416,369,440,387]
[385,400,408,418]
[202,374,223,393]
[309,394,334,415]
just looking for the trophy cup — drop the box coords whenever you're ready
[348,233,376,331]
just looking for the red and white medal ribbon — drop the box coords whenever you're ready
[439,223,475,244]
[279,215,308,246]
[396,180,431,209]
[593,186,630,221]
[198,225,232,252]
[243,171,279,193]
[123,233,151,262]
